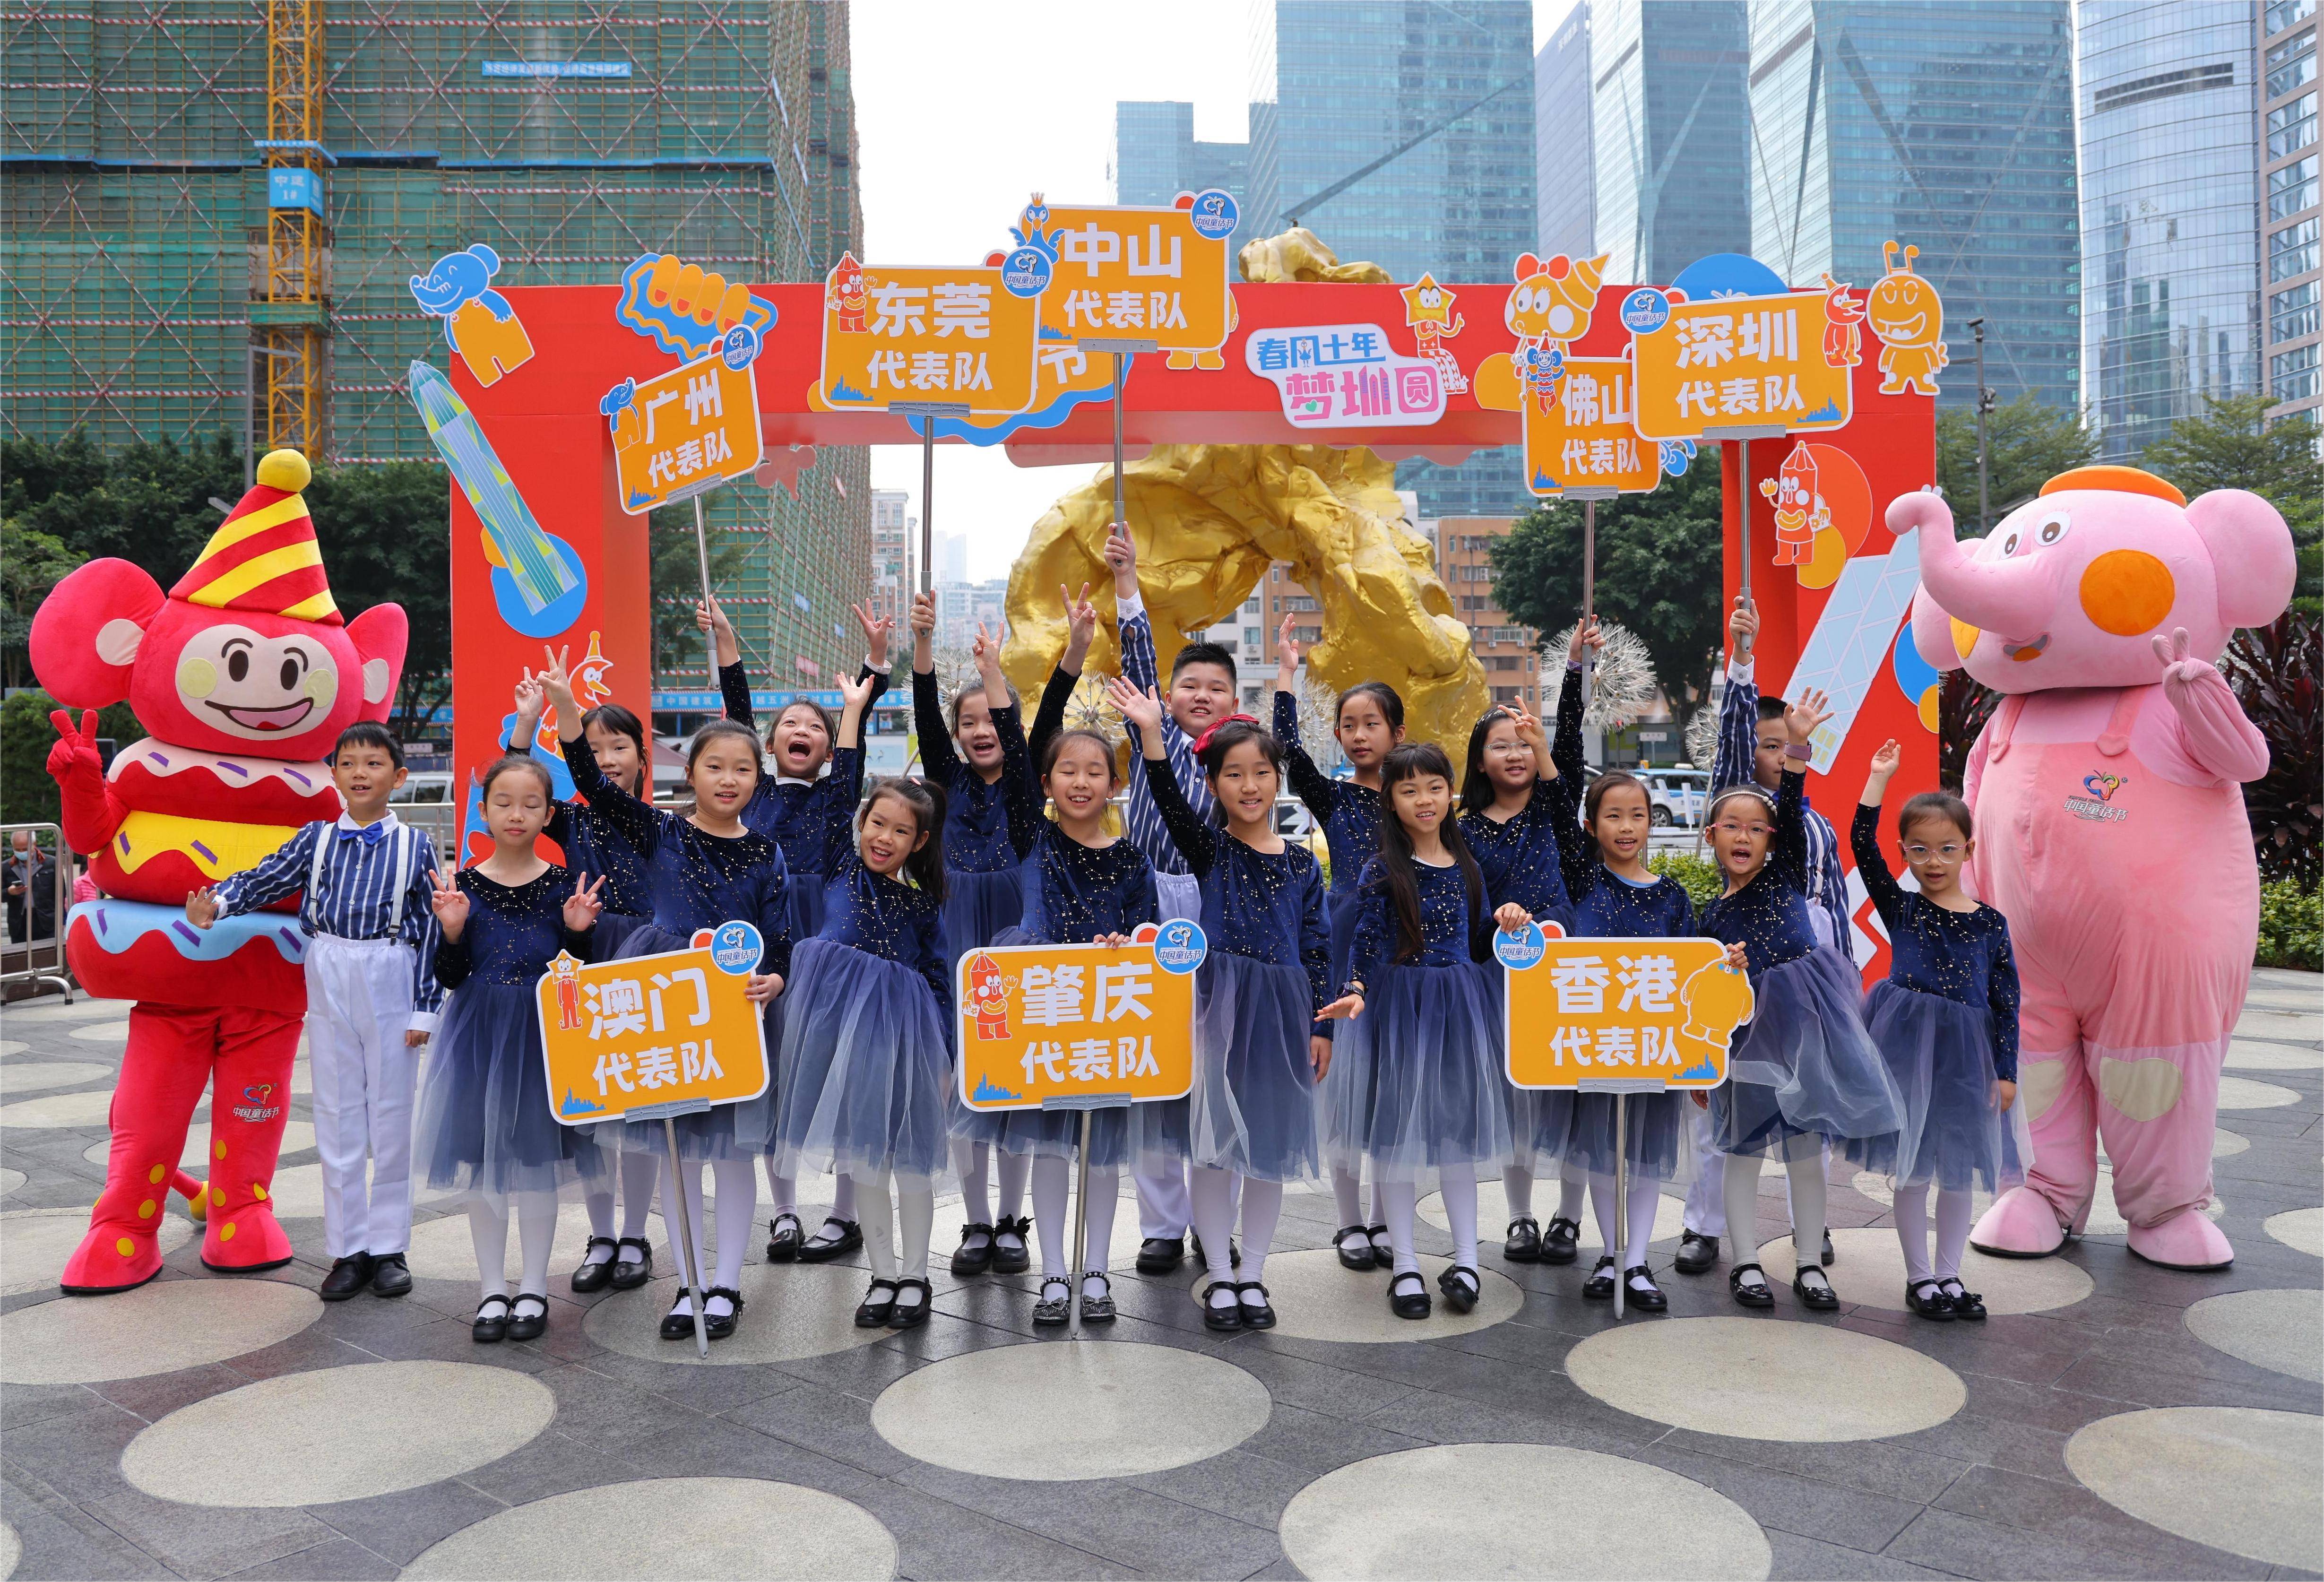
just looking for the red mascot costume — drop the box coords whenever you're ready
[32,450,408,1294]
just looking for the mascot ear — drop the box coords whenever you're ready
[346,603,409,720]
[2185,488,2297,630]
[28,559,166,708]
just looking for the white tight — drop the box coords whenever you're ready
[583,1150,660,1243]
[662,1155,756,1307]
[1893,1180,1973,1284]
[468,1190,558,1301]
[950,1138,1029,1226]
[1586,1171,1664,1270]
[1190,1168,1286,1285]
[1557,1160,1587,1224]
[1378,1167,1479,1277]
[762,1157,856,1223]
[1330,1164,1385,1228]
[1028,1154,1119,1279]
[1722,1132,1827,1277]
[855,1170,935,1284]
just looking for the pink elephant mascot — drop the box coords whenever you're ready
[1896,465,2294,1270]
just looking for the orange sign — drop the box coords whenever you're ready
[817,259,1042,414]
[1034,199,1236,354]
[1503,937,1752,1089]
[1631,289,1853,441]
[956,941,1195,1112]
[605,354,763,515]
[537,928,769,1124]
[1522,357,1660,495]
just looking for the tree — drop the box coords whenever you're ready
[1489,447,1727,713]
[1934,394,2097,531]
[2141,396,2322,616]
[0,689,140,834]
[649,503,746,680]
[1,520,83,690]
[303,460,451,741]
[1,431,242,592]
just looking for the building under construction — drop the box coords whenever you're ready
[2,0,870,684]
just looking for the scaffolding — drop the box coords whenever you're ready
[1,0,870,685]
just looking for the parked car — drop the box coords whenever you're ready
[389,771,454,805]
[1643,767,1710,827]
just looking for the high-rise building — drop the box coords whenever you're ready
[2079,2,2262,459]
[1,1,870,685]
[1112,101,1250,245]
[1535,5,1595,257]
[870,488,912,624]
[1747,0,2082,412]
[933,531,969,588]
[1590,0,1754,284]
[2263,0,2322,423]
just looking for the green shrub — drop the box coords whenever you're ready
[0,689,141,840]
[1649,849,1721,911]
[2257,879,2324,971]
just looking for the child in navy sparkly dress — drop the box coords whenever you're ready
[1698,690,1902,1312]
[1328,743,1512,1322]
[774,767,956,1331]
[542,649,790,1344]
[1111,681,1361,1332]
[1270,622,1404,1272]
[416,754,607,1345]
[1849,740,2025,1322]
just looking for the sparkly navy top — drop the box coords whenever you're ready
[1348,855,1494,985]
[813,858,953,1019]
[1571,867,1696,940]
[1140,757,1333,1020]
[1273,690,1382,900]
[1697,767,1818,978]
[537,796,653,920]
[1461,665,1590,929]
[561,736,792,978]
[434,864,594,990]
[1016,823,1159,946]
[1852,805,2022,1078]
[912,667,1038,875]
[718,659,883,877]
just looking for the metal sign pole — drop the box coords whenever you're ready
[1042,1090,1131,1341]
[1078,339,1156,530]
[691,495,717,683]
[890,403,971,598]
[1565,487,1618,711]
[1701,425,1785,612]
[660,1117,710,1357]
[1612,1091,1629,1321]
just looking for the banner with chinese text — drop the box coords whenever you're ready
[1037,198,1236,354]
[1629,289,1853,441]
[1503,937,1752,1090]
[606,355,763,515]
[956,941,1196,1111]
[537,924,769,1123]
[818,261,1041,414]
[1522,357,1660,495]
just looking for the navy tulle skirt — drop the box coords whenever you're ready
[595,924,779,1161]
[942,865,1023,967]
[1562,1091,1690,1181]
[1190,951,1319,1182]
[1712,945,1902,1157]
[1844,982,2032,1193]
[417,981,604,1202]
[1323,959,1511,1184]
[774,939,953,1181]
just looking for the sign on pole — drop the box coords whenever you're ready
[818,259,1044,415]
[956,934,1201,1111]
[1030,194,1238,356]
[1500,932,1752,1089]
[1521,357,1662,495]
[603,356,764,515]
[538,922,771,1122]
[1625,288,1855,442]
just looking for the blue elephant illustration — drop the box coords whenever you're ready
[409,245,534,386]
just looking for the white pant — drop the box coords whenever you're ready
[305,934,422,1259]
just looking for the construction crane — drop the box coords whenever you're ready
[252,0,330,461]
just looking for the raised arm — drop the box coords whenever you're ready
[2154,628,2270,783]
[1849,804,1906,932]
[910,638,961,791]
[1769,690,1829,894]
[1270,618,1339,821]
[1551,635,1590,786]
[545,646,659,852]
[1710,600,1760,794]
[1110,677,1217,875]
[989,677,1040,859]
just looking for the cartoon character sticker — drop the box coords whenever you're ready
[1400,273,1469,394]
[966,951,1011,1040]
[1869,242,1946,396]
[1820,272,1865,368]
[409,245,535,388]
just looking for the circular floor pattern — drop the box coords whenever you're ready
[0,1060,113,1095]
[2066,1407,2322,1572]
[1,995,131,1022]
[1418,1188,1688,1251]
[80,1119,318,1176]
[0,1088,122,1129]
[1187,1247,1522,1343]
[1278,1443,1771,1581]
[0,1276,317,1385]
[404,1478,898,1581]
[1757,1228,2093,1315]
[872,1340,1270,1480]
[2,1206,191,1296]
[1568,1316,1965,1442]
[0,1039,25,1056]
[2233,1007,2323,1043]
[2263,1206,2323,1257]
[0,1516,16,1580]
[583,1262,891,1366]
[65,1020,130,1044]
[2216,1075,2302,1110]
[2227,1039,2324,1071]
[122,1359,554,1508]
[2183,1289,2323,1383]
[405,1200,664,1284]
[0,1167,23,1199]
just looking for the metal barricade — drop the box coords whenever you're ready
[0,822,76,1002]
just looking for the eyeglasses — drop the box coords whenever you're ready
[1902,843,1966,863]
[1711,819,1772,839]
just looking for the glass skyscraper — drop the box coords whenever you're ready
[2079,2,2261,458]
[1535,3,1595,256]
[1747,0,2082,412]
[1589,0,1754,284]
[2262,0,2321,424]
[1112,101,1251,250]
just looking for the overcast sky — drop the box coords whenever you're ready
[851,0,1574,581]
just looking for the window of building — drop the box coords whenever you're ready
[2271,0,2317,36]
[1243,627,1261,649]
[2270,91,2317,159]
[1458,595,1489,612]
[2272,156,2319,224]
[2272,342,2319,399]
[2272,216,2320,282]
[2269,26,2316,100]
[2274,279,2321,342]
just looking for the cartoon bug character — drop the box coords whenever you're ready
[1868,242,1947,396]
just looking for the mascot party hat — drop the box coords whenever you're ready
[169,448,342,626]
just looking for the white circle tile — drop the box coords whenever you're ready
[2216,1075,2302,1110]
[2184,1289,2323,1383]
[873,1340,1269,1480]
[0,1277,317,1384]
[0,1167,23,1199]
[1568,1316,1965,1441]
[405,1478,898,1580]
[1757,1229,2093,1315]
[0,1061,112,1095]
[0,1516,16,1580]
[1,995,130,1022]
[3,1206,191,1296]
[405,1201,664,1284]
[1421,1188,1689,1251]
[81,1119,318,1175]
[2209,1127,2253,1158]
[2234,1007,2323,1043]
[1279,1443,1771,1581]
[1848,1172,1992,1212]
[1188,1247,1522,1342]
[2263,1207,2323,1257]
[2067,1408,2322,1571]
[65,1020,130,1044]
[123,1359,553,1507]
[583,1263,890,1366]
[0,1040,25,1056]
[0,1088,120,1129]
[2228,1039,2324,1071]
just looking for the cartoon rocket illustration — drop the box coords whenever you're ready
[407,360,578,614]
[1759,441,1823,566]
[966,951,1011,1040]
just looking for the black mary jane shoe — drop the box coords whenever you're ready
[1335,1225,1378,1271]
[1541,1217,1582,1266]
[765,1211,805,1263]
[991,1215,1032,1274]
[1728,1262,1776,1308]
[797,1218,862,1263]
[950,1223,997,1277]
[319,1252,375,1301]
[1078,1273,1116,1325]
[1939,1280,1987,1321]
[1202,1279,1244,1332]
[505,1292,549,1342]
[1582,1255,1618,1300]
[1906,1279,1956,1321]
[1366,1225,1394,1267]
[660,1294,704,1340]
[1034,1277,1073,1327]
[702,1285,743,1340]
[1388,1270,1432,1320]
[1235,1280,1276,1330]
[471,1295,510,1343]
[888,1277,932,1330]
[1503,1216,1543,1262]
[609,1236,654,1292]
[570,1236,621,1294]
[1437,1265,1481,1314]
[1136,1235,1185,1275]
[1622,1265,1668,1314]
[1791,1267,1840,1312]
[1674,1231,1719,1275]
[855,1278,900,1328]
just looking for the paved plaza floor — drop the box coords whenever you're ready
[1,973,2318,1581]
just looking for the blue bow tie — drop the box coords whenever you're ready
[337,822,388,848]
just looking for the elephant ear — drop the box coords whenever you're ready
[29,559,167,708]
[2186,489,2296,629]
[1909,585,1963,673]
